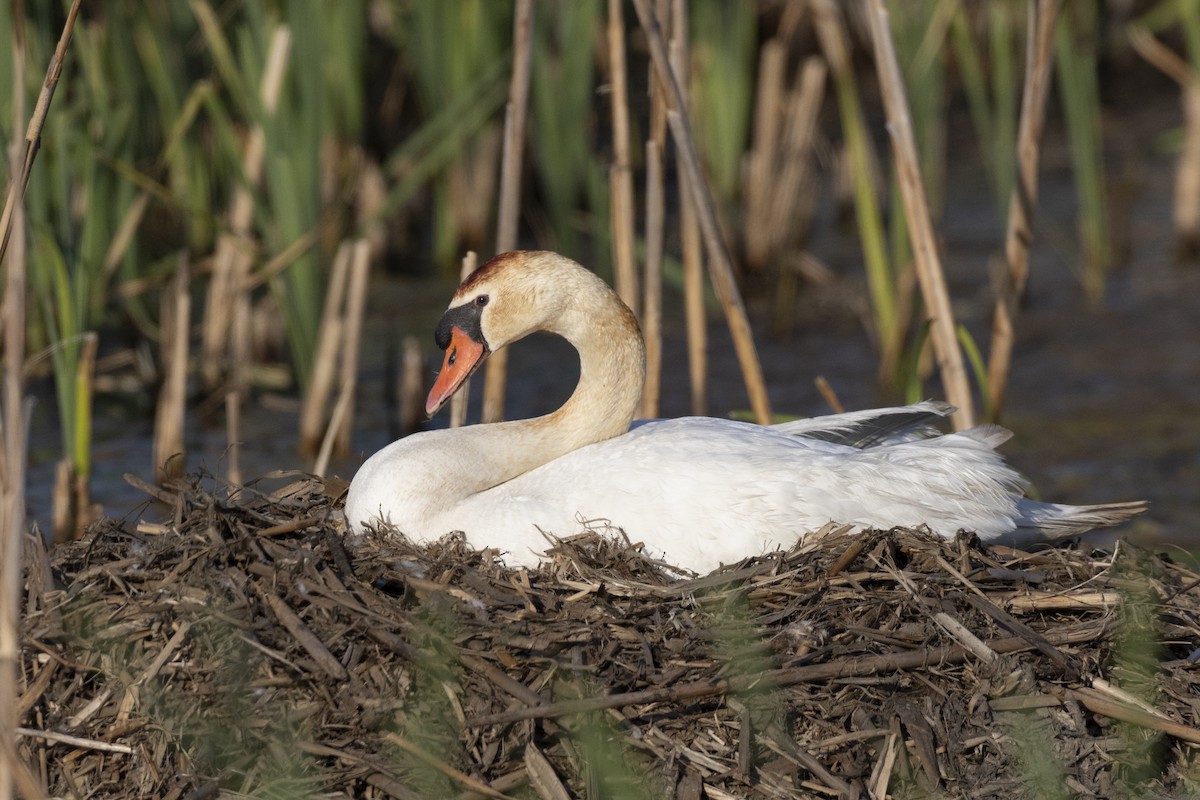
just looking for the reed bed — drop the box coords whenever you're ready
[8,0,1188,513]
[15,476,1200,798]
[6,4,1200,792]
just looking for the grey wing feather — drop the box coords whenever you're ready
[771,400,956,449]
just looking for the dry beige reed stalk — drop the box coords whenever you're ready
[1128,25,1200,258]
[641,2,669,419]
[481,0,533,425]
[632,0,773,424]
[50,461,72,546]
[155,256,191,484]
[670,0,708,417]
[331,240,371,457]
[607,0,641,320]
[865,0,974,430]
[298,241,352,456]
[399,335,425,436]
[313,377,353,479]
[101,191,150,285]
[815,375,845,414]
[1176,85,1200,257]
[1,4,84,796]
[744,39,787,272]
[987,0,1059,420]
[0,0,82,259]
[303,235,370,471]
[641,143,665,419]
[226,390,241,485]
[764,58,827,257]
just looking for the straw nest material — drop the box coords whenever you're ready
[17,472,1200,799]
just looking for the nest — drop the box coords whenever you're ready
[16,473,1200,799]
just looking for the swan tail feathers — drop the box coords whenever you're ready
[1017,499,1148,540]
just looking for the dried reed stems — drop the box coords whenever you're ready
[481,0,533,424]
[632,0,772,424]
[1177,84,1200,257]
[607,0,640,320]
[299,242,352,455]
[641,5,668,419]
[1,2,82,794]
[744,17,827,333]
[745,38,787,273]
[310,239,370,476]
[743,4,822,276]
[866,0,974,430]
[200,25,291,389]
[1129,24,1200,258]
[226,390,241,485]
[987,0,1060,420]
[155,256,191,484]
[398,335,424,436]
[766,59,826,259]
[671,0,708,417]
[0,36,27,800]
[332,240,371,457]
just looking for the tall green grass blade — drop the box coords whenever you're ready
[835,70,897,351]
[530,0,602,256]
[988,1,1020,213]
[889,0,951,212]
[955,323,990,421]
[1055,0,1110,300]
[690,1,756,206]
[29,231,81,469]
[190,0,254,117]
[1181,0,1200,67]
[903,320,933,405]
[379,56,509,224]
[398,0,510,269]
[951,2,1021,223]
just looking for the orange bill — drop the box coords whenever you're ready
[425,326,488,417]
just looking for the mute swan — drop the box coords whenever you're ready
[344,250,1144,573]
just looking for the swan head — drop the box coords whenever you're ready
[426,250,618,416]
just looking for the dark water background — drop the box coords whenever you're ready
[24,72,1200,549]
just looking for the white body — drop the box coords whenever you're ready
[345,251,1142,574]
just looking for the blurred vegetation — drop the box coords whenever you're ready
[0,0,1191,498]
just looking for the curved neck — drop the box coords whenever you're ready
[455,287,645,496]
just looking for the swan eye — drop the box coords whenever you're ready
[475,294,489,308]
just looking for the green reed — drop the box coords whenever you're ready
[529,0,604,260]
[821,5,899,377]
[889,0,951,217]
[1055,0,1111,301]
[18,3,151,492]
[951,0,1022,222]
[395,0,510,272]
[689,1,756,209]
